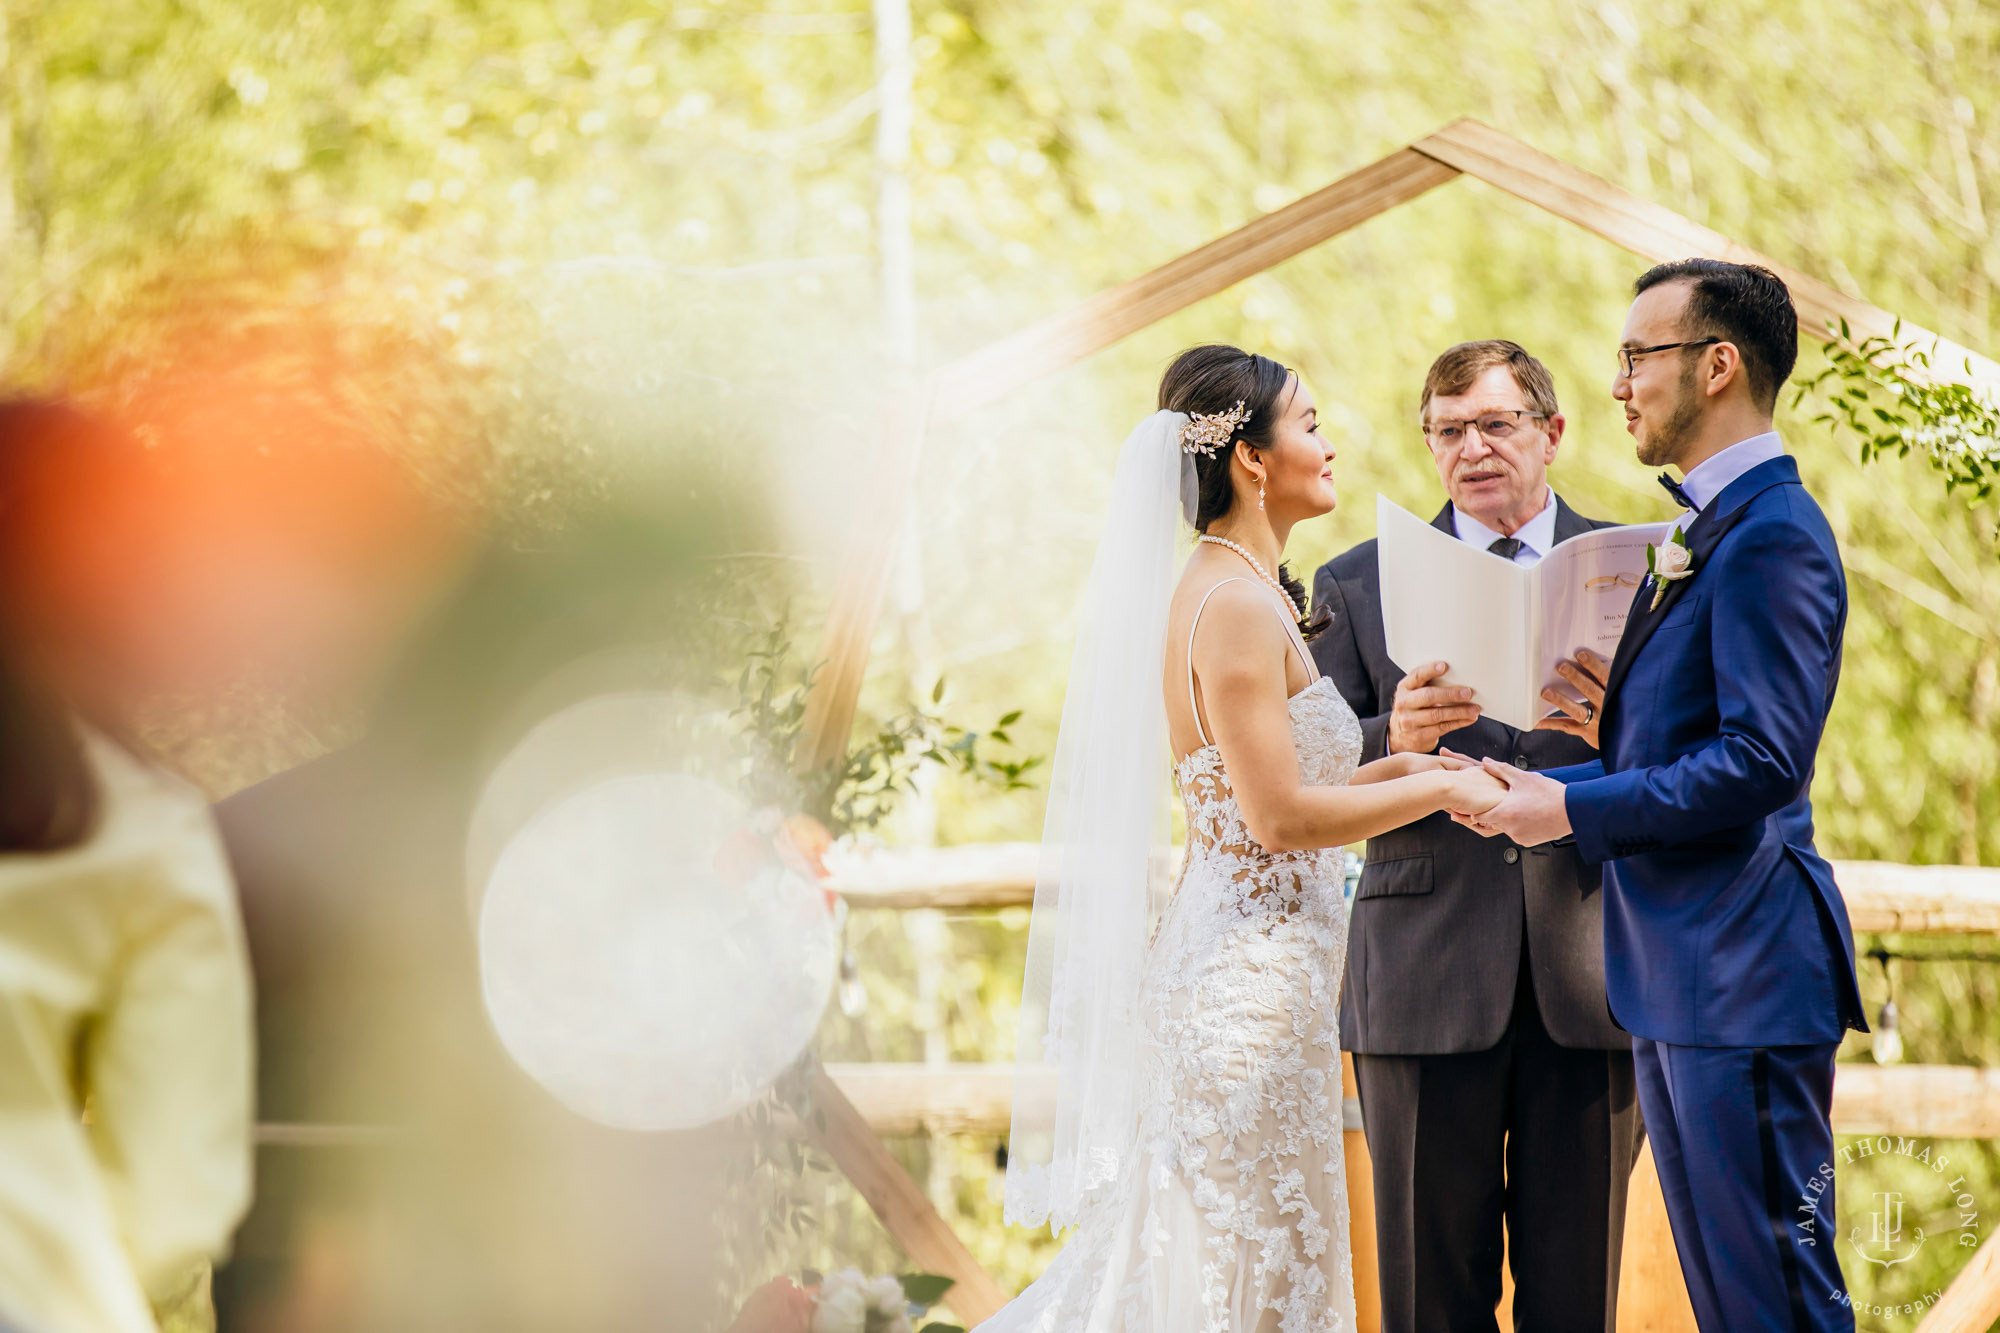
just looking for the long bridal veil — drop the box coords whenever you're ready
[1003,410,1196,1229]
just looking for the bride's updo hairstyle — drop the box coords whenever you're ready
[1158,344,1325,638]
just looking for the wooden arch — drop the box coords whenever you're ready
[793,118,2000,1328]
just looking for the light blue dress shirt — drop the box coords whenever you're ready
[1451,485,1558,566]
[1670,431,1785,535]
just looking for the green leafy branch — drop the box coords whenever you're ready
[713,602,1041,1323]
[1795,319,2000,505]
[732,609,1042,837]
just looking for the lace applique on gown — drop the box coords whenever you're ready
[978,662,1364,1333]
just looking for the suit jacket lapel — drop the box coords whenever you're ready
[1598,455,1801,733]
[1551,494,1593,545]
[1431,502,1456,537]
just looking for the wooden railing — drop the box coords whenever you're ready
[826,842,2000,1331]
[827,840,2000,935]
[815,1059,2000,1139]
[250,846,2000,1328]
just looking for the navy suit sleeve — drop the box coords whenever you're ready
[1545,761,1604,785]
[1311,565,1391,763]
[1565,505,1842,864]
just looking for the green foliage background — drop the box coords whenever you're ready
[7,1,1994,1328]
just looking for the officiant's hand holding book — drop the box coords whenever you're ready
[1385,659,1483,755]
[1375,495,1666,733]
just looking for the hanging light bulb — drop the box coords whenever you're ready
[1870,948,1903,1065]
[1873,998,1904,1065]
[838,947,868,1017]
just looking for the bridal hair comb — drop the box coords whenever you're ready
[1179,401,1251,456]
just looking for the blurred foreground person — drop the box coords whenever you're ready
[211,506,740,1332]
[0,402,253,1333]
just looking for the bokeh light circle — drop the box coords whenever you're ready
[465,688,731,920]
[476,766,836,1131]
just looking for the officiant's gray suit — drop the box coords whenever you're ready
[1311,495,1645,1333]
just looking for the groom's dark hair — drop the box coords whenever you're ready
[1635,259,1798,412]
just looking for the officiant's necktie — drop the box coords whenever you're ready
[1657,471,1697,510]
[1487,536,1524,561]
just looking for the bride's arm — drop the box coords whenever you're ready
[1349,752,1465,785]
[1192,586,1504,851]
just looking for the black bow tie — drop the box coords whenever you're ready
[1487,536,1524,560]
[1658,472,1696,510]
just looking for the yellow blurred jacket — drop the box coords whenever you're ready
[0,733,253,1333]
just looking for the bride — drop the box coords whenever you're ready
[982,345,1505,1332]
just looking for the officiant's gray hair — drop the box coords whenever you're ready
[1418,340,1560,425]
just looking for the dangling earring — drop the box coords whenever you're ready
[1257,474,1266,511]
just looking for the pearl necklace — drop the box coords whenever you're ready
[1199,534,1307,622]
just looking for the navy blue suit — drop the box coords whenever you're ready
[1549,454,1865,1331]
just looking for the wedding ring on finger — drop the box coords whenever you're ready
[1582,700,1596,725]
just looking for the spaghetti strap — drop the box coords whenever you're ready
[1185,578,1317,748]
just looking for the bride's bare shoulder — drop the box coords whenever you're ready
[1171,567,1289,665]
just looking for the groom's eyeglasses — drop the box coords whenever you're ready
[1423,410,1546,447]
[1617,337,1721,378]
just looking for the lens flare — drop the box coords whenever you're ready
[471,695,836,1130]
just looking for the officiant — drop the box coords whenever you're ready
[1310,340,1645,1332]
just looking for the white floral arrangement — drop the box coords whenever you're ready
[812,1269,914,1333]
[726,1269,956,1333]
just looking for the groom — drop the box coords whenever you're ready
[1468,260,1867,1331]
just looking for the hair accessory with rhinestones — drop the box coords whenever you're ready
[1179,401,1250,456]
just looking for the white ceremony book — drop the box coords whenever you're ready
[1375,495,1671,731]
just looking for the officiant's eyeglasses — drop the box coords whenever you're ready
[1422,410,1546,447]
[1617,337,1721,378]
[1587,572,1645,590]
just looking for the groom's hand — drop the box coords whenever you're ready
[1388,661,1482,754]
[1534,649,1608,749]
[1449,758,1573,846]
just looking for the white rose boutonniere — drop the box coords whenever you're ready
[1647,529,1696,611]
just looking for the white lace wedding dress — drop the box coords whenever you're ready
[981,602,1363,1333]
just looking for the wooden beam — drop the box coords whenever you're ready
[1832,1063,2000,1139]
[802,1068,1010,1323]
[826,841,1035,910]
[928,146,1462,425]
[822,1062,1046,1137]
[807,1061,2000,1140]
[1837,860,2000,934]
[795,384,938,773]
[1613,1143,1699,1333]
[792,146,1459,774]
[828,842,2000,934]
[1916,1235,2000,1333]
[821,1062,1363,1137]
[1411,118,2000,392]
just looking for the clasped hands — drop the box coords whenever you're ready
[1389,650,1610,847]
